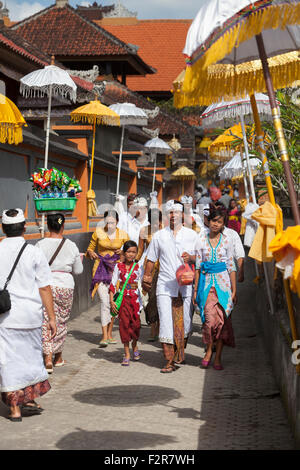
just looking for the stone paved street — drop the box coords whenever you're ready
[0,262,295,450]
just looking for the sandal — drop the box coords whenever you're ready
[22,401,44,412]
[7,415,22,422]
[121,357,130,366]
[107,338,117,344]
[99,340,109,348]
[160,363,176,373]
[45,363,53,374]
[133,350,141,361]
[54,360,66,367]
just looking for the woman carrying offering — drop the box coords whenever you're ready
[109,241,142,366]
[137,209,162,342]
[37,213,83,372]
[194,206,237,370]
[87,210,129,347]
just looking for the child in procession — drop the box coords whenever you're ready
[109,240,142,366]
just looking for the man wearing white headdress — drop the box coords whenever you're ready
[0,209,56,421]
[118,195,149,245]
[180,195,204,233]
[142,200,198,373]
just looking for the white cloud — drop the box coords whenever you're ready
[7,0,46,21]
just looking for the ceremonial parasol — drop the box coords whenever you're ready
[171,165,196,196]
[181,0,300,224]
[71,97,120,230]
[144,137,172,192]
[109,103,148,198]
[0,93,26,145]
[198,160,219,179]
[20,57,77,170]
[202,93,276,203]
[219,153,261,180]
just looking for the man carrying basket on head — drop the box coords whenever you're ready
[142,200,198,373]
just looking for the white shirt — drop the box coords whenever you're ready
[203,226,245,260]
[36,238,83,289]
[118,212,149,245]
[0,237,53,329]
[147,226,198,297]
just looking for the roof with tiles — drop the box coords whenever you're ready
[0,25,50,67]
[99,19,192,93]
[11,4,145,58]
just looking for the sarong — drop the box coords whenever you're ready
[42,286,74,355]
[171,295,185,363]
[118,295,141,344]
[145,270,159,325]
[202,288,235,348]
[0,327,50,405]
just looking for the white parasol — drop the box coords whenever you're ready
[109,103,148,199]
[20,61,77,170]
[219,153,261,180]
[144,137,172,192]
[201,92,277,204]
[20,58,77,237]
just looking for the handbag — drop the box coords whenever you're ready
[0,242,27,314]
[111,262,137,317]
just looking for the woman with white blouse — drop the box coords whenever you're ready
[37,213,83,372]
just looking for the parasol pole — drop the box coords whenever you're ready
[256,33,300,225]
[116,124,125,197]
[250,94,276,207]
[152,153,157,192]
[87,118,96,233]
[89,118,96,192]
[240,113,256,204]
[41,81,53,238]
[242,156,250,202]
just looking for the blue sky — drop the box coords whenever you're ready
[6,0,202,22]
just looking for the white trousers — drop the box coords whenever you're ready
[157,294,193,345]
[97,283,112,328]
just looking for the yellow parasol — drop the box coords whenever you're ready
[70,97,120,229]
[171,165,196,196]
[198,161,218,178]
[0,93,26,145]
[208,123,254,160]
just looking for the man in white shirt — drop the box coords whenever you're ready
[118,194,149,245]
[142,200,198,373]
[0,209,56,421]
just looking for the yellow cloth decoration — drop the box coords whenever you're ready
[248,201,278,262]
[0,94,26,145]
[269,226,300,297]
[70,99,120,127]
[238,198,248,236]
[87,189,98,217]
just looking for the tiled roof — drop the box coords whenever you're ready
[12,4,145,58]
[0,26,50,67]
[100,19,192,92]
[101,80,195,137]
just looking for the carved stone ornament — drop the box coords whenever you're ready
[142,127,160,138]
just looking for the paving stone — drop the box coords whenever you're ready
[0,260,295,450]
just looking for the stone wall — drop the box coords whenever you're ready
[254,257,300,448]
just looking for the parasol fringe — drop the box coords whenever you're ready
[0,124,23,145]
[175,52,300,107]
[186,3,300,70]
[70,113,120,127]
[20,83,77,103]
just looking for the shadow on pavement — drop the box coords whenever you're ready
[68,330,100,345]
[56,429,177,450]
[87,347,201,369]
[72,385,181,407]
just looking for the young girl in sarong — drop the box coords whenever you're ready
[227,198,241,233]
[109,241,142,366]
[194,205,237,370]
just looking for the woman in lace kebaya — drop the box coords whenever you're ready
[194,205,237,371]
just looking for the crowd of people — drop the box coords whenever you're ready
[0,183,246,421]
